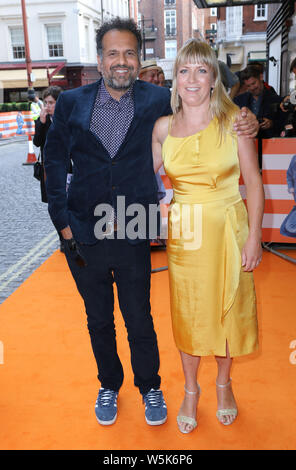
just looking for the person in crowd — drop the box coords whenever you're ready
[280,154,296,238]
[218,60,240,99]
[44,19,258,428]
[29,93,43,121]
[152,39,264,433]
[251,62,277,94]
[287,154,296,201]
[280,57,296,112]
[139,59,162,85]
[139,60,167,246]
[234,65,283,138]
[233,70,249,97]
[33,86,66,252]
[158,68,166,87]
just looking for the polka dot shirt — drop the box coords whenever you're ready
[90,80,135,158]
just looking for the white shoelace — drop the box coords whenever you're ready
[97,388,117,407]
[144,389,164,407]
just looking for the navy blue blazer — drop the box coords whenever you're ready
[44,79,172,244]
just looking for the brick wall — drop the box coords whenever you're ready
[218,5,267,33]
[243,6,267,34]
[138,0,194,60]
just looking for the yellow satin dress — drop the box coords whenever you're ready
[162,116,258,357]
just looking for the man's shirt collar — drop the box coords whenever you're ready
[99,79,134,106]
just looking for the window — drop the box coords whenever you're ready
[210,8,217,16]
[165,10,176,36]
[210,23,217,31]
[226,6,242,39]
[164,0,176,5]
[165,39,177,59]
[254,4,268,21]
[10,27,25,59]
[46,24,64,57]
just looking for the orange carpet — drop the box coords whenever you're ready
[0,247,296,450]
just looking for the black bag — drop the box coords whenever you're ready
[33,154,43,181]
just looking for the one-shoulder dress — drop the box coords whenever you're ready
[162,116,258,357]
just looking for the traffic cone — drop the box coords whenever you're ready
[23,134,37,165]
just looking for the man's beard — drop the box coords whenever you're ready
[102,65,139,91]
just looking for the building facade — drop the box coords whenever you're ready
[266,0,295,96]
[217,3,268,72]
[0,0,136,103]
[138,0,209,80]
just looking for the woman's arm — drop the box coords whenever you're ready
[237,135,265,271]
[152,115,170,173]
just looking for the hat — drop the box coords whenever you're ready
[140,59,162,74]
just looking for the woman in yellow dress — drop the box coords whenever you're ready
[152,40,264,433]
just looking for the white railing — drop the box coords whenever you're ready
[217,6,243,42]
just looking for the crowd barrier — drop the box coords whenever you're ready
[0,114,294,244]
[0,111,35,139]
[159,138,296,244]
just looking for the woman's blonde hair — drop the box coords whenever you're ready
[171,39,239,143]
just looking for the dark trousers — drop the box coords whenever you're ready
[64,238,161,395]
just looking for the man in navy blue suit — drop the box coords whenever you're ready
[44,17,258,427]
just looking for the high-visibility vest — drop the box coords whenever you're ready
[30,100,43,121]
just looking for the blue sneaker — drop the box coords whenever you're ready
[95,388,118,425]
[143,388,167,425]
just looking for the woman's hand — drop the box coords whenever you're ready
[241,236,262,272]
[40,107,48,124]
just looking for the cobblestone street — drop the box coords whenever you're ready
[0,138,61,304]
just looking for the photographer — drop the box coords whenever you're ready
[279,58,296,137]
[280,58,296,112]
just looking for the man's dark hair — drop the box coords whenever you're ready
[250,61,264,74]
[43,86,63,101]
[240,65,261,82]
[96,17,142,58]
[290,57,296,72]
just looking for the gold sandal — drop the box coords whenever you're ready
[216,378,237,426]
[177,384,201,434]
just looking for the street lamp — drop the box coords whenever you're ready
[140,16,155,61]
[21,0,34,99]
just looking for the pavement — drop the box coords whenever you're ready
[0,135,29,146]
[0,138,60,304]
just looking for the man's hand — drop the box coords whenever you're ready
[280,95,290,112]
[61,226,73,240]
[259,117,273,130]
[233,107,259,138]
[288,187,295,193]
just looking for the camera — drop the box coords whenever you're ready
[280,90,296,137]
[283,100,294,111]
[282,90,296,111]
